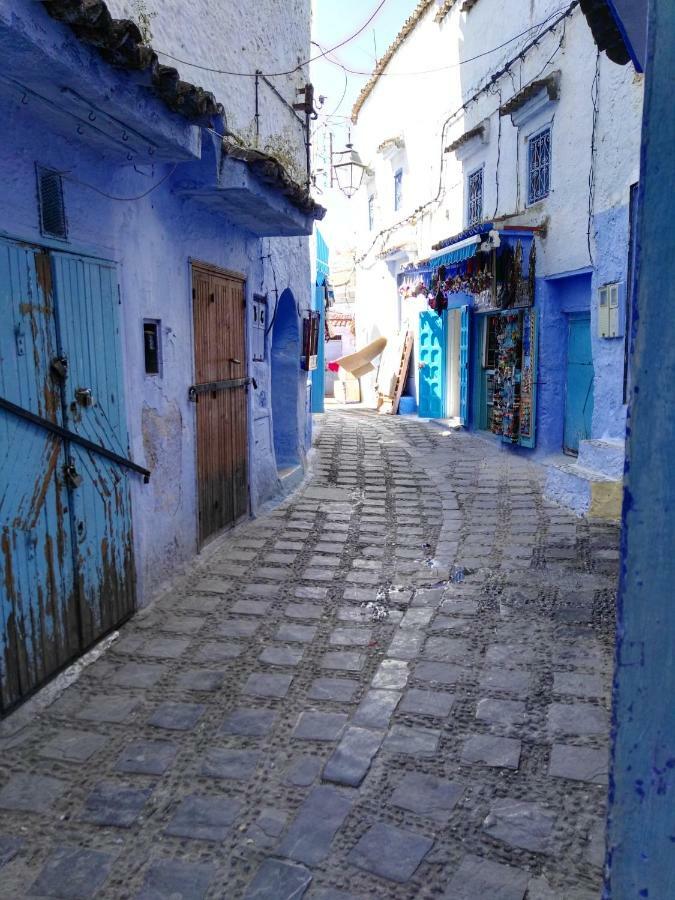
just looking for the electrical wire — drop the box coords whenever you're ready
[313,4,571,80]
[58,164,177,201]
[154,0,388,79]
[587,49,600,265]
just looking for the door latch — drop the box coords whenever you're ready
[75,387,94,407]
[64,462,83,489]
[50,356,69,381]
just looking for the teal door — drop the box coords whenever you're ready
[564,313,594,454]
[0,240,135,711]
[418,311,446,419]
[459,305,470,425]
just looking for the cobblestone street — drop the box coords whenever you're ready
[0,409,619,899]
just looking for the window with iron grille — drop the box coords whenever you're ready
[36,166,67,240]
[467,167,483,225]
[368,194,375,231]
[528,127,551,204]
[394,169,403,212]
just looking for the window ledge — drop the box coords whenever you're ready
[501,72,560,128]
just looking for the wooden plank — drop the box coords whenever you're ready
[376,330,413,415]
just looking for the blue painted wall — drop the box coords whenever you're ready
[592,204,631,441]
[312,229,329,413]
[271,289,301,467]
[606,1,675,893]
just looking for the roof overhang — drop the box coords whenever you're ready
[500,72,561,125]
[175,154,323,237]
[579,0,646,72]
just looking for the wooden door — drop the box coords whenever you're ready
[192,264,248,544]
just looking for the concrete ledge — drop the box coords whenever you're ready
[544,455,622,521]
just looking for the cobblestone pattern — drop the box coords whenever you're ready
[0,411,619,899]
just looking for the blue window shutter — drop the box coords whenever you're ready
[459,304,470,425]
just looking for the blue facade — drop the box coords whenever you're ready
[606,0,675,893]
[0,2,321,708]
[311,229,330,414]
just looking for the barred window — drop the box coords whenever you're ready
[368,194,375,231]
[467,167,483,225]
[394,169,403,212]
[528,127,551,204]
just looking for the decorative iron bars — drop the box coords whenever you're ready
[528,127,551,204]
[468,167,483,225]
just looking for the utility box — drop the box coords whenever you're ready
[598,282,623,338]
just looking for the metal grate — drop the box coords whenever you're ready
[36,166,67,239]
[528,127,551,204]
[394,169,403,212]
[467,167,483,225]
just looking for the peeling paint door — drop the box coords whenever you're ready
[51,253,135,645]
[192,263,249,544]
[0,239,134,712]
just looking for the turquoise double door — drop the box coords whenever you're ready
[418,307,469,422]
[0,238,135,711]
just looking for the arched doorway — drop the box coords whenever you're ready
[271,288,300,471]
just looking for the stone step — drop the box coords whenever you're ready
[543,456,622,522]
[577,438,625,480]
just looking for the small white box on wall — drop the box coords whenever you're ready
[598,282,624,339]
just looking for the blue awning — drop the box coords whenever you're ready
[429,242,479,270]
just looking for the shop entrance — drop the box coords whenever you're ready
[476,313,500,432]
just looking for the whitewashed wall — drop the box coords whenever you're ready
[352,0,643,415]
[108,0,310,183]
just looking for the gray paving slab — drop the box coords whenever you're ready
[390,772,464,822]
[483,798,557,853]
[221,708,277,736]
[30,846,115,899]
[136,859,215,899]
[461,734,522,769]
[549,744,609,785]
[80,781,153,828]
[0,774,68,813]
[323,726,384,787]
[165,793,241,841]
[293,711,349,741]
[278,785,352,865]
[307,677,360,702]
[244,859,312,899]
[348,822,434,883]
[442,854,528,899]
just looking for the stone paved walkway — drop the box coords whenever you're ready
[0,410,619,899]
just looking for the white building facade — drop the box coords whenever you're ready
[351,0,643,519]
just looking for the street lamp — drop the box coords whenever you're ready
[332,142,368,198]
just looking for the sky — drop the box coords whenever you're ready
[310,0,416,247]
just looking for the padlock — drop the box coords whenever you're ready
[50,356,69,381]
[75,387,94,407]
[64,463,83,489]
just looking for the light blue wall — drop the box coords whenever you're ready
[0,15,311,604]
[606,1,675,894]
[592,204,631,440]
[312,229,329,414]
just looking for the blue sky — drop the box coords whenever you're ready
[312,0,415,135]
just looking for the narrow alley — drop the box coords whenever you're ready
[0,410,618,899]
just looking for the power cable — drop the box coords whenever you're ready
[313,5,571,80]
[154,0,388,79]
[58,164,177,201]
